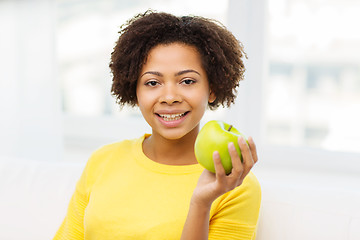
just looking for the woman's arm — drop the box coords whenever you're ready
[53,188,87,240]
[181,136,258,240]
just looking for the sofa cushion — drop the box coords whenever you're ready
[0,158,84,240]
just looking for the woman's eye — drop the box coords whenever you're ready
[182,79,196,85]
[145,80,159,87]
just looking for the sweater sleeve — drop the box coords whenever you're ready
[208,172,262,240]
[52,183,88,239]
[53,151,99,240]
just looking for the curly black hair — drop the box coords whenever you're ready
[109,10,246,110]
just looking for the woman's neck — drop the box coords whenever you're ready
[142,128,199,166]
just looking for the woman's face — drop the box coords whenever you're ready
[136,42,216,141]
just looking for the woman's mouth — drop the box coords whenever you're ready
[155,112,190,128]
[157,112,187,121]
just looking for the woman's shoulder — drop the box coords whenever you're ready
[209,171,261,225]
[233,171,261,197]
[242,171,261,191]
[91,134,145,158]
[92,139,131,156]
[85,135,146,169]
[215,171,261,205]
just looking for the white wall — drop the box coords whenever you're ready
[0,0,63,162]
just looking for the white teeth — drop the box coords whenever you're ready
[158,113,185,121]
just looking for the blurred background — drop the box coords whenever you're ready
[1,0,359,172]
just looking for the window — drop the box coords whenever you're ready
[226,0,360,173]
[265,0,360,153]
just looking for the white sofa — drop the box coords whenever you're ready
[1,158,360,240]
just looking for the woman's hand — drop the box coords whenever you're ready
[181,136,258,240]
[191,136,259,207]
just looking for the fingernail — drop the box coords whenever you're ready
[213,151,220,158]
[228,142,235,150]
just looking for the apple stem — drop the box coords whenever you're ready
[227,125,233,131]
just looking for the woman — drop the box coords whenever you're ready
[54,10,261,240]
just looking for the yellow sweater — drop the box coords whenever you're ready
[54,134,261,240]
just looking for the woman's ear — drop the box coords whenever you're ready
[208,90,216,104]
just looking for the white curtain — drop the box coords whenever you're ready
[0,0,63,162]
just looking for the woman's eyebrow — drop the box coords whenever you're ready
[175,69,201,76]
[140,69,201,78]
[140,71,163,78]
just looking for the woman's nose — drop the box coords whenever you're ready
[159,84,182,105]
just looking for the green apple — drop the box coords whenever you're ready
[194,120,247,175]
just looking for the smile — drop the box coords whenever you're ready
[157,112,187,121]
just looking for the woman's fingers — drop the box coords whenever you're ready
[228,142,244,185]
[238,136,254,181]
[213,151,226,182]
[247,136,258,164]
[228,142,242,174]
[212,136,259,191]
[195,140,259,204]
